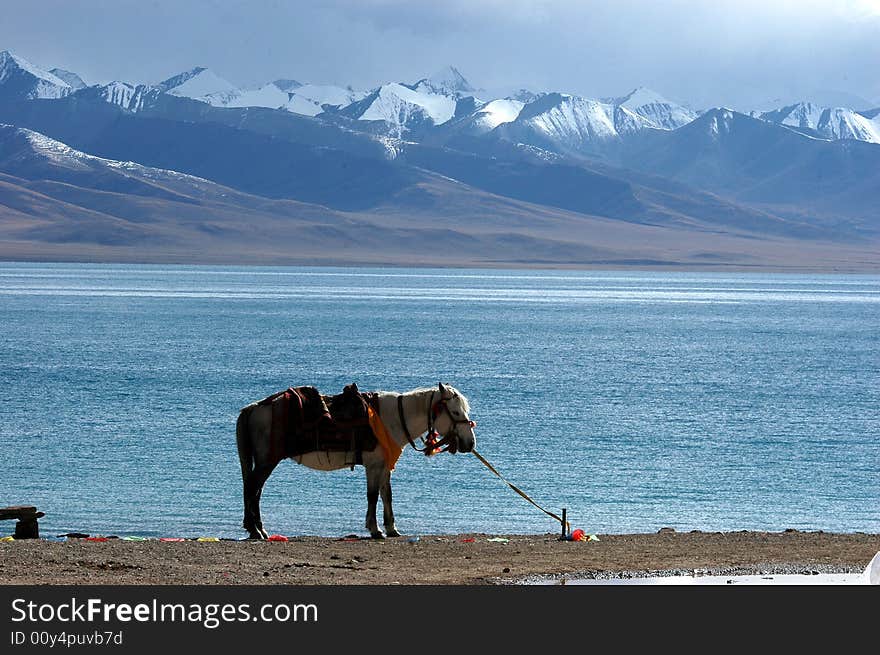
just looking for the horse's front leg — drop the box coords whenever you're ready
[364,462,385,539]
[380,469,401,537]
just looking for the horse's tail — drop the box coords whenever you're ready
[236,404,256,483]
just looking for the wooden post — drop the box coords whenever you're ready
[14,516,40,539]
[561,508,567,539]
[1,506,44,539]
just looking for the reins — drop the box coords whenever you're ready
[396,394,420,450]
[397,388,568,532]
[471,449,570,533]
[396,391,466,455]
[396,393,445,454]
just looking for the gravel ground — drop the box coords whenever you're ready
[1,529,877,585]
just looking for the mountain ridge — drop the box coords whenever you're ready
[0,49,878,270]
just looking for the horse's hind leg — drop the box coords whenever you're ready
[242,474,258,538]
[245,461,278,540]
[364,462,385,539]
[380,470,401,537]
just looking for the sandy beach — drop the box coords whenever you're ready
[1,530,876,585]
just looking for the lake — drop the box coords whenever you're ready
[1,263,877,538]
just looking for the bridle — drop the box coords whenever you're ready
[397,390,476,456]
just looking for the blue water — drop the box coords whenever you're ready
[1,263,878,538]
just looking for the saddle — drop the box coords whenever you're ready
[258,383,378,461]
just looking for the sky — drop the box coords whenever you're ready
[2,0,879,109]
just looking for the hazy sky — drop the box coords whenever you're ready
[3,0,879,109]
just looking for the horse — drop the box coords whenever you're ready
[236,382,476,540]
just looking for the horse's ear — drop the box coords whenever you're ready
[439,382,449,397]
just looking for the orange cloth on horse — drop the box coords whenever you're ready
[367,405,404,471]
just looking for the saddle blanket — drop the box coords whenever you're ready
[258,383,378,461]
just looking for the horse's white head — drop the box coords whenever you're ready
[432,382,476,454]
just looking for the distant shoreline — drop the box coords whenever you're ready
[2,257,879,275]
[2,530,877,585]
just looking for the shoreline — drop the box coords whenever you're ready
[3,257,880,275]
[1,530,877,585]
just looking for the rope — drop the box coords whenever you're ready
[471,449,569,533]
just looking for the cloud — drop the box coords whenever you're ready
[1,0,878,108]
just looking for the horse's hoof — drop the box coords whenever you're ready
[370,532,386,540]
[385,529,402,538]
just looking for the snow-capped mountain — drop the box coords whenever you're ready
[471,98,525,131]
[760,102,825,130]
[413,66,475,97]
[760,102,880,144]
[493,88,698,156]
[617,106,880,223]
[700,107,738,138]
[0,122,217,189]
[225,82,289,109]
[331,68,482,135]
[816,107,880,143]
[154,66,367,115]
[284,84,367,116]
[2,52,880,272]
[80,81,153,112]
[614,87,697,130]
[428,95,526,139]
[497,93,629,155]
[49,67,86,91]
[158,67,240,106]
[0,50,72,101]
[342,82,460,136]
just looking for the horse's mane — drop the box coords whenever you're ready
[384,385,471,414]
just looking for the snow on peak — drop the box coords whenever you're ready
[156,68,363,112]
[0,51,68,86]
[517,93,619,147]
[0,50,72,99]
[225,83,290,109]
[473,98,525,130]
[157,67,205,91]
[159,67,239,105]
[816,107,880,144]
[95,81,151,112]
[759,102,880,143]
[618,87,672,108]
[1,123,215,183]
[508,89,542,104]
[357,83,457,134]
[785,102,825,130]
[283,84,367,116]
[49,67,86,90]
[615,87,696,130]
[416,66,475,97]
[703,107,737,137]
[614,105,655,134]
[760,102,825,130]
[0,123,115,172]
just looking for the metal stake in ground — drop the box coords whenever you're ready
[471,449,570,533]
